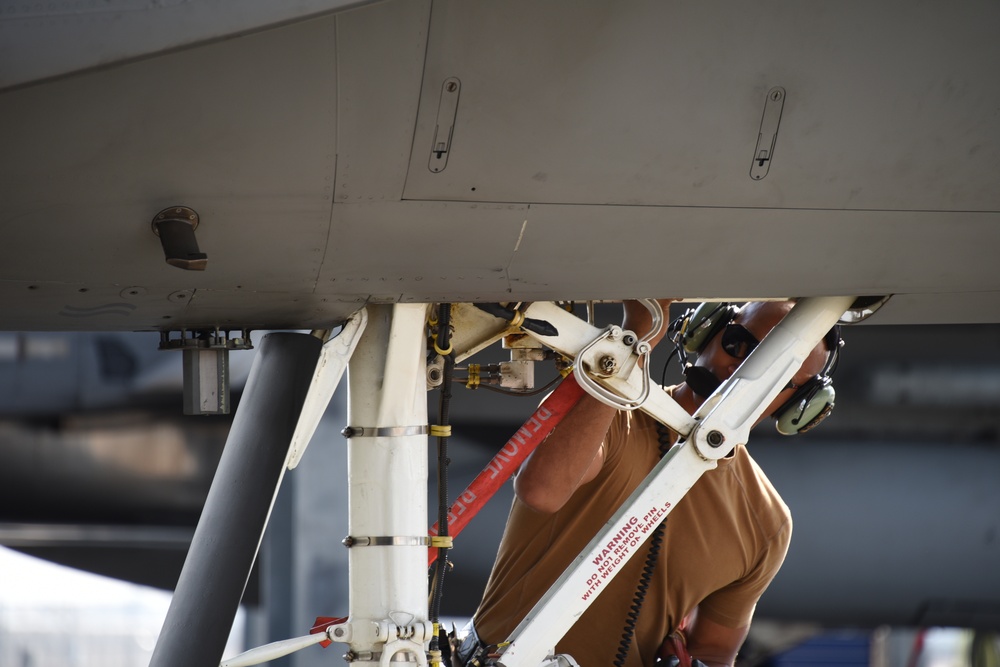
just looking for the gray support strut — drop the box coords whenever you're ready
[150,332,322,667]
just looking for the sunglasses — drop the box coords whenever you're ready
[720,323,759,359]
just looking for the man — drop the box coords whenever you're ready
[459,300,836,667]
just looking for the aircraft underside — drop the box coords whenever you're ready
[2,2,1000,666]
[2,1,1000,332]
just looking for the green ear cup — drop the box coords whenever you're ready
[682,303,736,354]
[775,384,836,435]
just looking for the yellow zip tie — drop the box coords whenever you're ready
[466,363,481,388]
[430,424,452,438]
[509,310,525,328]
[559,364,574,378]
[433,340,453,356]
[429,536,453,548]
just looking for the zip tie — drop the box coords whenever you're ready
[559,364,574,378]
[430,424,452,438]
[433,340,453,356]
[467,364,481,388]
[509,310,525,328]
[429,536,453,548]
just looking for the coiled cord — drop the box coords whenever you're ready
[613,423,675,667]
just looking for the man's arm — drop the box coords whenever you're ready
[513,299,675,514]
[513,394,616,513]
[683,612,750,667]
[677,512,793,667]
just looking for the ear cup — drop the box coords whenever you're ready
[774,378,836,436]
[681,303,737,354]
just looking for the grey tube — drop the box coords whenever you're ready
[150,332,321,667]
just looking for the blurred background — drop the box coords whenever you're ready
[1,304,998,666]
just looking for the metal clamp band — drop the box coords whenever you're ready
[340,425,429,439]
[342,536,431,548]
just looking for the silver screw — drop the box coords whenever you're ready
[599,356,617,374]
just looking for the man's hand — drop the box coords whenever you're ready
[681,614,749,667]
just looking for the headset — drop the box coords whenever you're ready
[668,302,842,435]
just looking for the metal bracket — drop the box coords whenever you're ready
[286,308,368,469]
[750,87,785,180]
[428,77,461,173]
[151,206,208,270]
[159,329,252,416]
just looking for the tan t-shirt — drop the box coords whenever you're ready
[473,407,792,666]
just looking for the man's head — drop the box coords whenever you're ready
[682,301,837,430]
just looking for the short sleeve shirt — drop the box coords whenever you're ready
[473,406,792,666]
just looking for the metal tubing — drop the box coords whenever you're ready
[346,303,430,656]
[150,332,322,667]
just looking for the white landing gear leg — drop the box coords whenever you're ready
[343,303,433,665]
[219,304,432,667]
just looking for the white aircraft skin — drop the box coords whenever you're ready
[2,0,1000,332]
[2,2,1000,666]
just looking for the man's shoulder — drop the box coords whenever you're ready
[730,447,792,533]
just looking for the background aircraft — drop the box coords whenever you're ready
[2,0,999,665]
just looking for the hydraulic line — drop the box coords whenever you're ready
[429,303,454,665]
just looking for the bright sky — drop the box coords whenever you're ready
[0,546,244,661]
[0,546,172,610]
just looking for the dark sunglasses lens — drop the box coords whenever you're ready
[721,325,759,359]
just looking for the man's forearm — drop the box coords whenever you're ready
[512,394,616,513]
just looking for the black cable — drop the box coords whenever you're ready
[660,346,682,387]
[613,423,675,667]
[472,374,563,397]
[429,303,454,656]
[473,302,559,337]
[615,521,667,667]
